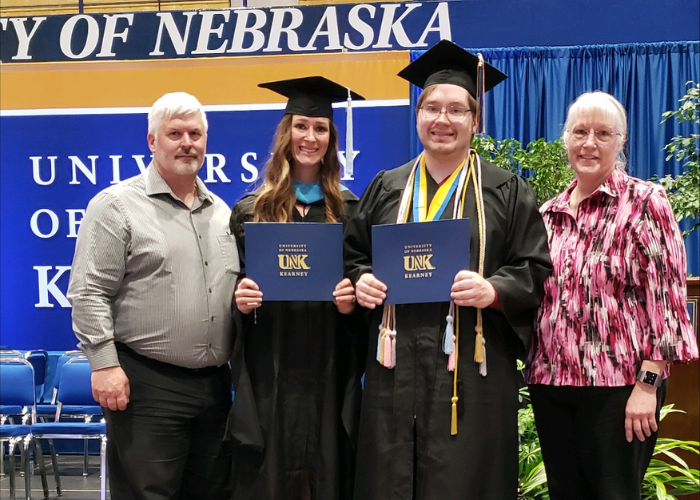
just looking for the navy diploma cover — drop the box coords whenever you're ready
[371,218,470,304]
[244,222,343,301]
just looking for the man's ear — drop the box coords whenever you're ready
[147,133,156,153]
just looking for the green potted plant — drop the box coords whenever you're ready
[658,82,700,239]
[472,135,572,207]
[516,392,700,500]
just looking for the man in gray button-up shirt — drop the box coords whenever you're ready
[68,92,238,500]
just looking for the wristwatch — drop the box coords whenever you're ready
[636,370,662,387]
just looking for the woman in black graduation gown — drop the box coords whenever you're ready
[343,41,552,500]
[228,77,364,500]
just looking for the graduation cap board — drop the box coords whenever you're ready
[258,76,365,121]
[397,39,507,97]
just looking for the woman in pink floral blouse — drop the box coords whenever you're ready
[526,91,699,500]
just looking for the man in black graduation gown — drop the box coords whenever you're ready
[344,40,552,500]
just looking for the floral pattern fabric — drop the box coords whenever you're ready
[527,168,698,386]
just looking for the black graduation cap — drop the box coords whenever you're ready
[258,76,365,121]
[397,39,507,97]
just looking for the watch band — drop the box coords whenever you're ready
[636,370,662,387]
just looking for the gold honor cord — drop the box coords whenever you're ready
[471,152,487,372]
[450,150,486,435]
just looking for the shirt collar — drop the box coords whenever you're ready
[144,163,214,206]
[544,168,627,215]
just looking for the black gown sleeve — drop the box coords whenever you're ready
[229,196,255,276]
[227,195,265,452]
[343,171,389,285]
[487,175,552,350]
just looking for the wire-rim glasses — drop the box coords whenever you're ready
[569,128,622,143]
[419,105,473,122]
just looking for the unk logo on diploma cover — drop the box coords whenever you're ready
[278,244,310,276]
[403,244,435,278]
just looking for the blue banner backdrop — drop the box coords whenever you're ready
[409,41,700,275]
[0,105,411,350]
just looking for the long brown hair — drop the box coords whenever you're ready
[253,114,345,223]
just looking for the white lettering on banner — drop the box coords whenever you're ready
[1,3,453,61]
[193,10,231,55]
[228,9,267,53]
[96,14,134,58]
[29,209,87,238]
[30,209,59,238]
[59,15,100,59]
[69,155,99,185]
[304,7,342,51]
[31,156,57,185]
[110,155,123,184]
[264,8,305,53]
[344,5,375,50]
[375,3,424,48]
[339,150,359,180]
[66,209,86,238]
[34,266,71,308]
[416,2,451,45]
[241,152,259,183]
[132,155,151,173]
[6,17,47,61]
[149,12,196,56]
[204,154,231,183]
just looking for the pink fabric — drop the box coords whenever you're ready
[527,169,698,387]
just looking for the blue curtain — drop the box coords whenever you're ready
[409,41,699,274]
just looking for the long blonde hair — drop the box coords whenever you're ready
[254,114,345,222]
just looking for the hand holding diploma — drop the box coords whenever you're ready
[355,273,387,309]
[333,278,357,314]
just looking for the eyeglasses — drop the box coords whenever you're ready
[419,105,473,121]
[569,128,622,143]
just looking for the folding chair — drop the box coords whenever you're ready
[35,350,101,476]
[0,357,51,500]
[31,357,107,500]
[0,350,28,423]
[24,351,49,403]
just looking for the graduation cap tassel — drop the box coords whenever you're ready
[476,53,486,135]
[345,88,354,179]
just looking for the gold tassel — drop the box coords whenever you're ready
[476,54,486,135]
[474,322,483,363]
[451,396,458,435]
[379,328,386,364]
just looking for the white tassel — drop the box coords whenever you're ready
[479,337,487,377]
[344,88,354,180]
[443,314,454,355]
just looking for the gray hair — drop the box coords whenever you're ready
[562,91,627,169]
[147,92,208,136]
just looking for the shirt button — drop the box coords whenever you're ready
[209,288,212,293]
[199,235,202,239]
[211,316,215,321]
[205,261,208,266]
